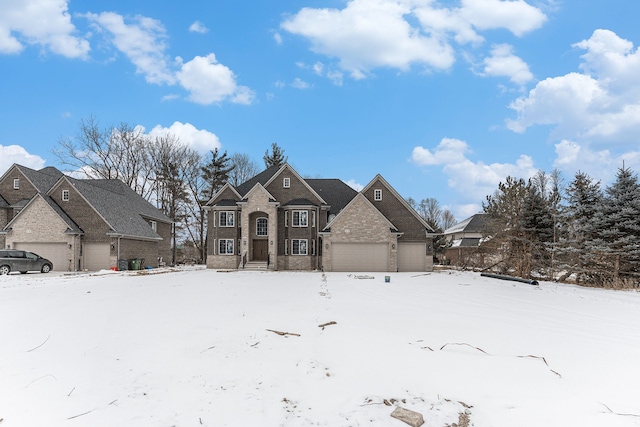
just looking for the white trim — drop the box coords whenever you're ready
[219,211,235,227]
[13,178,19,189]
[283,177,290,188]
[149,220,157,231]
[292,210,308,227]
[285,211,288,227]
[62,189,70,201]
[312,210,316,228]
[256,217,268,236]
[284,239,289,255]
[292,239,308,255]
[374,189,382,201]
[219,238,234,255]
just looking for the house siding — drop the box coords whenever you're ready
[0,208,7,249]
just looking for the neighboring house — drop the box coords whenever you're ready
[204,163,435,272]
[0,164,172,271]
[443,213,485,266]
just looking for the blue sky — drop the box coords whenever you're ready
[2,0,640,221]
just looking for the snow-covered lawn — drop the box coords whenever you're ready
[1,268,639,426]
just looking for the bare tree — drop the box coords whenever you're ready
[441,209,457,231]
[229,153,260,186]
[53,116,155,199]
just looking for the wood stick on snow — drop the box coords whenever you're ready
[266,329,301,337]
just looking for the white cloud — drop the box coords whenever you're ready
[273,32,283,45]
[0,0,89,58]
[481,44,533,84]
[459,0,547,37]
[0,145,46,173]
[345,179,364,191]
[176,54,256,105]
[291,78,311,89]
[147,122,221,154]
[281,0,546,80]
[281,0,456,78]
[412,137,538,210]
[85,12,175,85]
[189,21,209,34]
[553,139,640,183]
[507,29,640,146]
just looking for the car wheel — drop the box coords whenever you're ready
[0,265,10,275]
[41,264,52,273]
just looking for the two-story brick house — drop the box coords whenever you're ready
[0,164,172,271]
[205,163,435,272]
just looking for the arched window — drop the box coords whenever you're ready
[256,217,268,236]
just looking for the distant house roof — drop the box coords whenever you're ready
[450,237,482,248]
[444,213,486,235]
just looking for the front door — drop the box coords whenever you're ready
[252,239,268,261]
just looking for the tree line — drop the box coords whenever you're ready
[480,167,640,288]
[53,117,287,263]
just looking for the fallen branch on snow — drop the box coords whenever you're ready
[318,321,337,330]
[600,403,640,418]
[26,334,50,352]
[436,342,561,378]
[266,329,300,337]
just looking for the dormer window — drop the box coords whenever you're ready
[62,189,70,201]
[374,189,383,201]
[13,178,19,189]
[149,220,157,231]
[283,177,290,188]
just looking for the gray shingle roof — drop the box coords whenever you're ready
[41,195,84,234]
[16,165,63,193]
[68,177,171,239]
[306,179,357,214]
[0,194,9,208]
[283,198,317,206]
[235,165,280,196]
[444,213,486,235]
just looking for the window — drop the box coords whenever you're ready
[311,211,316,228]
[219,239,234,255]
[256,217,268,236]
[292,239,308,255]
[292,210,308,227]
[62,189,69,201]
[219,211,235,227]
[149,220,157,231]
[283,177,290,188]
[13,178,19,189]
[374,189,383,201]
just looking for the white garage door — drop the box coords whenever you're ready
[398,242,426,272]
[331,243,389,272]
[14,242,70,271]
[83,243,110,271]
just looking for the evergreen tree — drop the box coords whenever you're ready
[263,142,287,168]
[201,149,234,200]
[520,181,554,277]
[591,167,640,287]
[559,171,603,283]
[482,176,528,276]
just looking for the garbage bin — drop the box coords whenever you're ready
[118,259,128,271]
[129,258,141,270]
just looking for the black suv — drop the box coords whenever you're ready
[0,250,53,275]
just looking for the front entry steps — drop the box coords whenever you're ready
[241,261,269,271]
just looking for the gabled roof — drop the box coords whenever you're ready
[0,194,9,208]
[205,182,242,207]
[361,174,435,233]
[235,165,280,196]
[2,193,83,235]
[50,175,171,240]
[323,193,398,232]
[13,164,63,193]
[444,214,485,235]
[306,179,358,213]
[240,182,278,204]
[262,164,327,205]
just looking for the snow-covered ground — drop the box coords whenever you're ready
[1,268,640,427]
